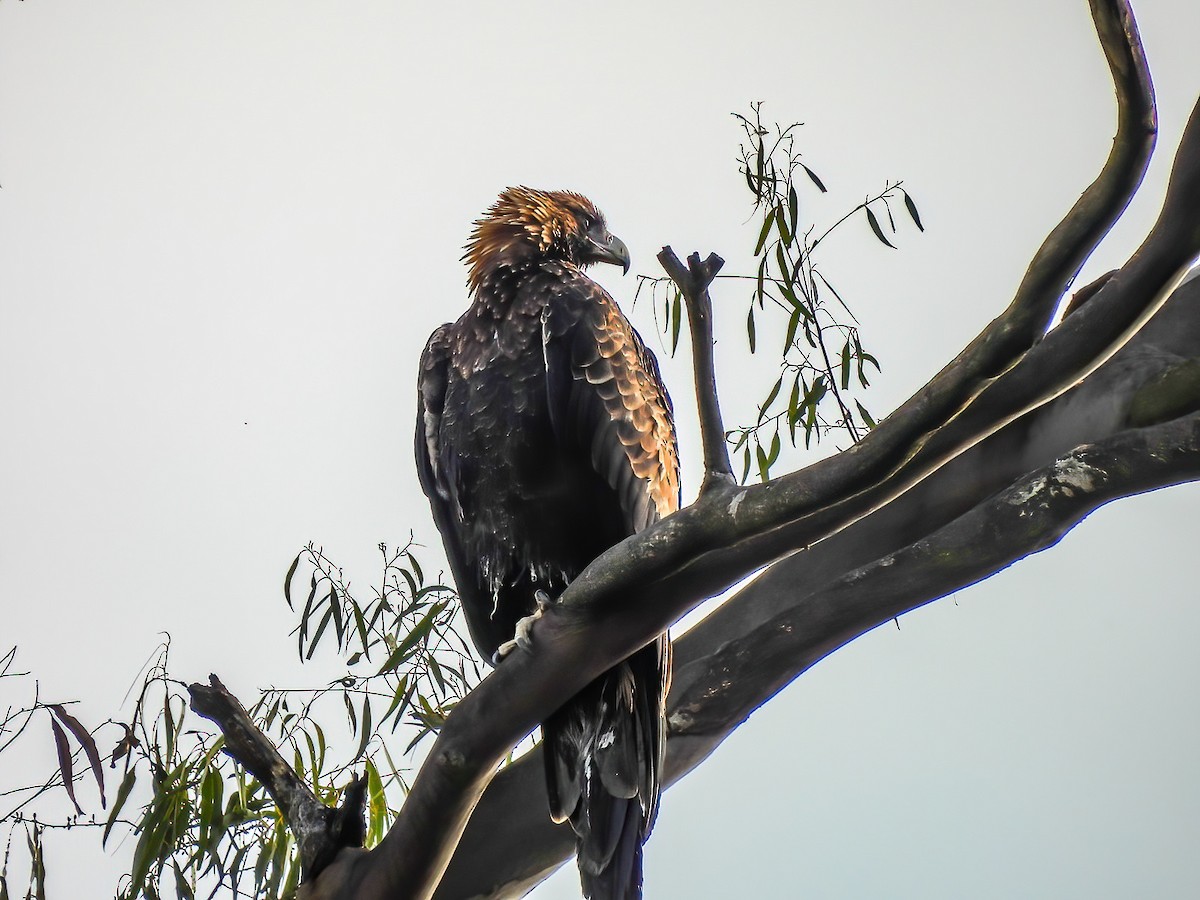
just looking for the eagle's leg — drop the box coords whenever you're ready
[492,589,554,663]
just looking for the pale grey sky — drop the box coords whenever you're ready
[2,1,1198,897]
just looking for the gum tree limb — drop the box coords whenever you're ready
[188,676,366,880]
[202,2,1186,897]
[327,4,1178,896]
[432,274,1200,898]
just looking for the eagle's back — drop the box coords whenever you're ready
[416,255,676,900]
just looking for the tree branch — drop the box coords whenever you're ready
[187,675,366,880]
[305,5,1174,896]
[658,248,733,491]
[432,405,1200,897]
[670,413,1200,741]
[675,86,1195,585]
[1007,0,1155,336]
[432,275,1200,897]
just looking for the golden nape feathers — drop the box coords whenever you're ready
[463,186,606,294]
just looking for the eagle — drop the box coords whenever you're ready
[415,187,678,899]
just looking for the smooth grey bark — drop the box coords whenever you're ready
[367,5,1182,893]
[432,272,1200,900]
[187,3,1200,898]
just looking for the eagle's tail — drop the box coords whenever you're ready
[542,637,669,900]
[579,806,643,900]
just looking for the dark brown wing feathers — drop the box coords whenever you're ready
[414,325,505,656]
[544,281,679,532]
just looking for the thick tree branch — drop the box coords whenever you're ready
[303,5,1174,896]
[432,273,1200,897]
[674,86,1195,588]
[178,3,1182,896]
[670,412,1200,740]
[742,0,1156,522]
[433,405,1200,897]
[1008,0,1155,335]
[685,275,1200,649]
[658,248,733,491]
[188,676,366,880]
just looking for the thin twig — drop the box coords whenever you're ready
[658,247,734,490]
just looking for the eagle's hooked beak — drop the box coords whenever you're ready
[584,230,631,275]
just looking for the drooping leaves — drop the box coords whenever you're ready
[723,103,918,479]
[800,162,827,192]
[902,189,924,231]
[49,718,82,815]
[864,206,896,248]
[283,553,301,610]
[49,704,106,808]
[104,768,137,848]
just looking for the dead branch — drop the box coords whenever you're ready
[188,675,366,880]
[658,249,733,490]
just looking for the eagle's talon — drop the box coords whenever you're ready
[492,591,554,663]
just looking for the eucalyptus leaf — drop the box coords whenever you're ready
[865,206,896,248]
[902,189,924,230]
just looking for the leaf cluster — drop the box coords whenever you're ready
[106,643,297,900]
[282,541,479,760]
[1,648,110,899]
[732,102,924,480]
[0,536,476,899]
[108,542,478,899]
[638,103,922,484]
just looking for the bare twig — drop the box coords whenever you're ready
[658,248,733,490]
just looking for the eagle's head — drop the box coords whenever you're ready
[464,186,631,295]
